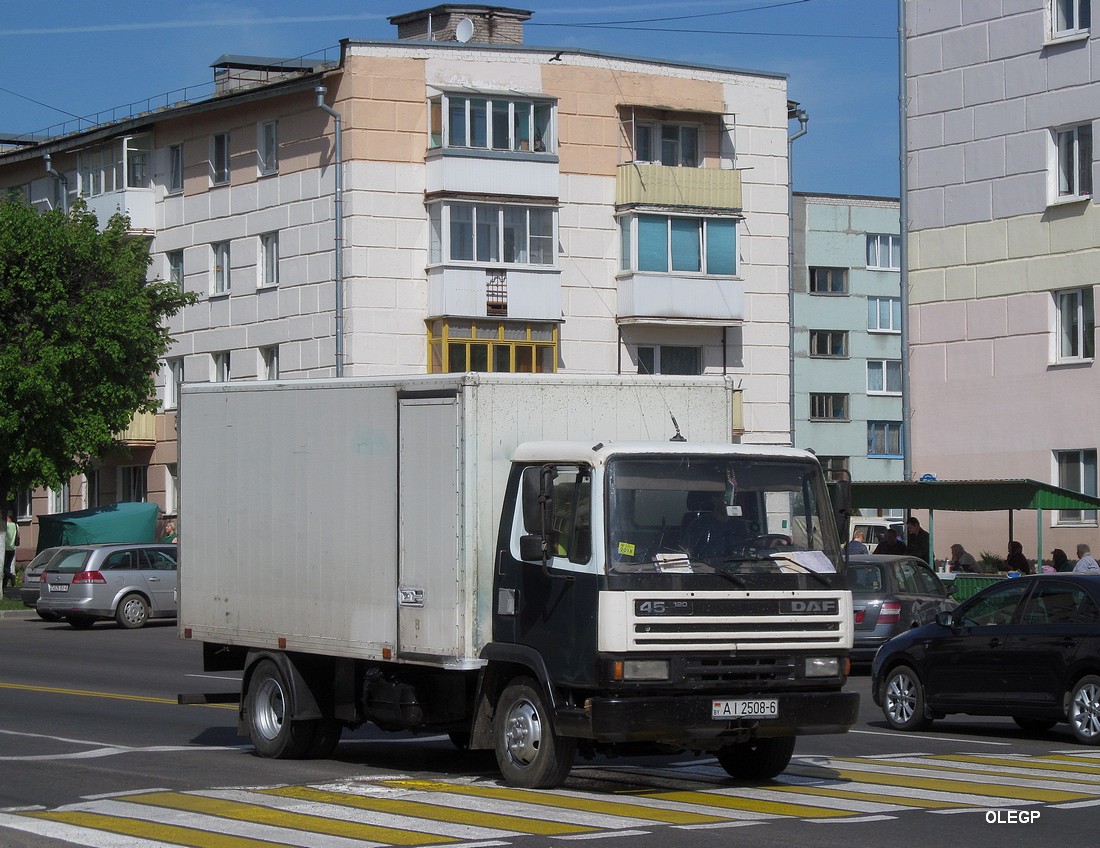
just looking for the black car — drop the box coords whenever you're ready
[871,574,1100,744]
[848,554,957,664]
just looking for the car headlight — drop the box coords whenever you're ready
[805,656,840,677]
[613,659,670,681]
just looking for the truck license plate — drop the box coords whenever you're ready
[712,698,779,719]
[47,583,69,593]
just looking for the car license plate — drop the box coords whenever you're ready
[712,698,779,719]
[47,583,68,593]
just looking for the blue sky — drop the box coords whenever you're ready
[0,1,900,197]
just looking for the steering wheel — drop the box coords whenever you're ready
[744,534,793,550]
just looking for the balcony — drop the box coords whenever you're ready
[617,273,744,325]
[84,188,155,233]
[428,266,561,321]
[616,163,742,211]
[426,149,559,199]
[115,410,157,445]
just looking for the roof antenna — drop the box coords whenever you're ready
[669,413,686,442]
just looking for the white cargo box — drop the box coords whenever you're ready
[179,373,738,667]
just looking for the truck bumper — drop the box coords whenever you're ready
[558,689,859,744]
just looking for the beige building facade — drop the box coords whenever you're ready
[905,0,1099,559]
[0,6,796,561]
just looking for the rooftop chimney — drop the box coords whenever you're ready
[388,5,532,45]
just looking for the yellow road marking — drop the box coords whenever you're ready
[29,811,295,848]
[262,785,596,835]
[636,789,851,818]
[925,754,1100,779]
[118,791,456,845]
[382,779,728,824]
[0,681,235,709]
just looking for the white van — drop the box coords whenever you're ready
[849,517,905,548]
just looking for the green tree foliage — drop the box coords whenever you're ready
[0,195,195,500]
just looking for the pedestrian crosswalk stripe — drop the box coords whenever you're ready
[380,779,729,825]
[785,762,1088,803]
[632,789,852,818]
[117,791,458,844]
[924,754,1100,779]
[258,786,595,836]
[28,810,306,848]
[767,783,972,809]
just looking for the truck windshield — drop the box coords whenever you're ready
[605,455,841,577]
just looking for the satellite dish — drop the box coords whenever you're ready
[455,17,474,43]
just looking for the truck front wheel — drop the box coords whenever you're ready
[245,659,315,759]
[716,736,796,780]
[494,677,576,788]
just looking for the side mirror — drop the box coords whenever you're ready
[935,610,954,627]
[944,583,957,596]
[519,534,544,562]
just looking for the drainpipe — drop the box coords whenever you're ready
[898,0,912,483]
[44,152,68,214]
[316,85,345,377]
[787,108,809,445]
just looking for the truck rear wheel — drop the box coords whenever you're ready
[245,659,315,759]
[494,677,576,788]
[716,736,796,780]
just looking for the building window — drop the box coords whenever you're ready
[429,93,555,153]
[259,232,279,287]
[620,214,737,276]
[260,346,279,380]
[817,456,849,483]
[49,481,71,514]
[867,359,903,394]
[429,202,555,266]
[809,330,848,358]
[212,242,231,294]
[212,132,230,184]
[169,143,184,193]
[119,466,147,502]
[809,267,848,294]
[633,122,700,167]
[167,250,184,291]
[868,296,902,332]
[165,464,179,516]
[809,393,849,420]
[428,319,557,374]
[258,121,278,174]
[868,421,904,459]
[1054,123,1092,200]
[83,469,100,510]
[213,351,231,382]
[866,234,901,270]
[1056,287,1095,361]
[164,358,184,410]
[16,489,32,521]
[1056,449,1098,524]
[1052,0,1091,37]
[638,345,702,375]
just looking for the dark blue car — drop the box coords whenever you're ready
[871,574,1100,744]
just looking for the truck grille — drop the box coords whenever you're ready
[683,655,798,683]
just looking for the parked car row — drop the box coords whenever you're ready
[20,543,178,629]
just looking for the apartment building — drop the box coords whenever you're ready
[791,193,904,488]
[0,5,795,555]
[905,0,1099,555]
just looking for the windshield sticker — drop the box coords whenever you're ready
[618,541,636,557]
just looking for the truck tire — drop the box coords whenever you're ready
[716,736,795,780]
[245,659,315,759]
[494,677,576,788]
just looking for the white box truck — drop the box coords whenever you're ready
[179,373,857,788]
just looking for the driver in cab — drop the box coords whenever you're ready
[683,491,749,559]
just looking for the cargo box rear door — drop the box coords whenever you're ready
[397,395,464,658]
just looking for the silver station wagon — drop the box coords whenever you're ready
[37,543,178,629]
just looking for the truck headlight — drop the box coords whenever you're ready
[805,656,839,677]
[613,659,670,681]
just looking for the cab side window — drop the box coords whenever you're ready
[521,464,591,564]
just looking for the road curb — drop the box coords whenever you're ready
[0,608,37,620]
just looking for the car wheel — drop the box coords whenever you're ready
[1068,675,1100,745]
[881,664,931,731]
[1013,716,1057,734]
[716,736,796,780]
[115,593,150,629]
[66,616,95,630]
[244,659,315,759]
[494,677,576,788]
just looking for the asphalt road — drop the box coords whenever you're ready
[2,611,1097,847]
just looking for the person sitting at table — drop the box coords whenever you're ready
[873,528,906,555]
[947,543,976,572]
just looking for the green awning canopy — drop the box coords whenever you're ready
[851,479,1100,513]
